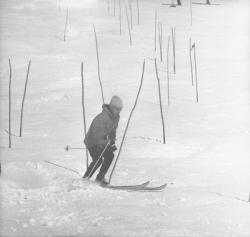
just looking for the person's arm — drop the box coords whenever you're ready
[108,129,116,143]
[107,118,119,151]
[108,118,119,143]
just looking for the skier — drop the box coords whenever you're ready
[83,96,123,185]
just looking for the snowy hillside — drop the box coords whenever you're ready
[0,0,250,236]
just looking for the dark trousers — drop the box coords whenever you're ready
[83,145,114,179]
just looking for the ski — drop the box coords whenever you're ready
[103,181,150,190]
[103,182,167,191]
[137,183,167,191]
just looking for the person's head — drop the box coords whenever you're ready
[109,95,123,116]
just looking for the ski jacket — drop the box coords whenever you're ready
[84,104,120,149]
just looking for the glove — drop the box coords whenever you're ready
[109,143,117,152]
[106,135,117,151]
[107,133,116,143]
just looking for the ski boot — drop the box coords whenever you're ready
[95,174,109,186]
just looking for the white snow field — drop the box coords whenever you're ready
[0,0,250,236]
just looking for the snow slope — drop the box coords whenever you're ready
[0,0,250,236]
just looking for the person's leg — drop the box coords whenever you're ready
[88,158,103,178]
[83,147,103,178]
[96,148,114,181]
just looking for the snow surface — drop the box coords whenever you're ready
[0,0,250,236]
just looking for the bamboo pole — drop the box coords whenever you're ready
[8,59,12,148]
[167,36,170,106]
[171,27,176,74]
[63,6,69,41]
[107,0,110,12]
[154,9,157,51]
[114,0,116,16]
[158,22,163,62]
[193,42,199,103]
[93,25,105,104]
[154,58,166,144]
[136,0,140,24]
[129,0,133,29]
[119,0,122,35]
[19,60,31,137]
[81,62,89,170]
[125,7,132,46]
[190,0,193,26]
[108,60,146,183]
[189,38,194,86]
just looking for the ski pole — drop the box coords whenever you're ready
[86,140,110,179]
[44,160,81,177]
[64,145,87,151]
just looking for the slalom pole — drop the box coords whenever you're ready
[189,38,194,86]
[81,62,89,170]
[107,0,110,12]
[158,22,163,62]
[125,7,132,46]
[119,0,122,35]
[108,59,146,183]
[114,0,116,16]
[136,0,140,25]
[19,60,31,137]
[193,42,199,103]
[8,59,12,148]
[154,9,157,51]
[174,27,176,72]
[189,0,193,26]
[63,6,69,41]
[167,35,170,106]
[93,25,105,104]
[171,27,176,74]
[129,0,133,30]
[155,58,166,144]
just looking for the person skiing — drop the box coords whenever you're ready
[83,96,123,185]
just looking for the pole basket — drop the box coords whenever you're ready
[65,145,70,151]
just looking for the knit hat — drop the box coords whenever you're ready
[109,96,123,109]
